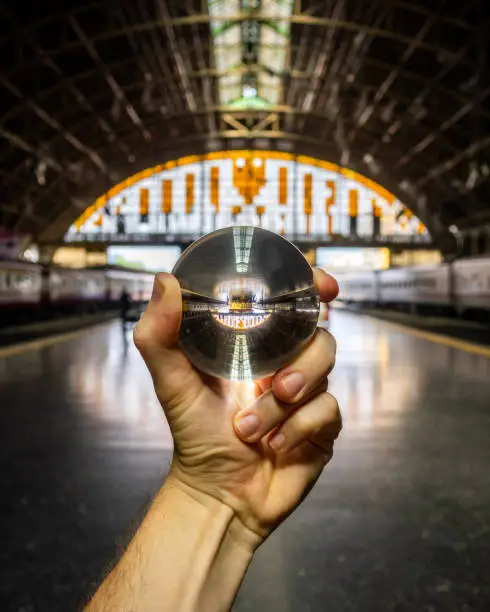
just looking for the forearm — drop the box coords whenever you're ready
[86,475,259,612]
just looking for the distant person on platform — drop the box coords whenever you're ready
[119,288,131,322]
[86,270,341,612]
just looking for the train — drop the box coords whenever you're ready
[0,259,155,326]
[336,256,490,320]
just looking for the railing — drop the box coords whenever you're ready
[65,232,433,248]
[64,212,433,247]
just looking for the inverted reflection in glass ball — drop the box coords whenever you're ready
[172,226,320,381]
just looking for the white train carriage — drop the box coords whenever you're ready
[452,257,490,312]
[49,267,87,305]
[337,271,379,304]
[105,267,154,304]
[49,267,108,311]
[379,264,451,306]
[0,260,43,307]
[0,260,43,325]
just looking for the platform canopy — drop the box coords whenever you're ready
[1,0,489,251]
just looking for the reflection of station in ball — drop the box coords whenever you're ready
[212,277,271,331]
[173,226,320,381]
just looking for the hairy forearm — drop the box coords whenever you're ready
[85,475,259,612]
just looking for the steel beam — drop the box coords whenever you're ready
[396,86,490,168]
[0,126,63,172]
[417,137,490,187]
[0,0,482,48]
[345,11,437,144]
[68,14,152,142]
[0,13,471,67]
[1,77,112,176]
[3,49,487,128]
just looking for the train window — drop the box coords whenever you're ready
[19,274,34,290]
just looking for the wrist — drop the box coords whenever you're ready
[164,470,263,553]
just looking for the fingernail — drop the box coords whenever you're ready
[269,433,286,451]
[236,414,260,438]
[151,277,162,302]
[281,372,305,397]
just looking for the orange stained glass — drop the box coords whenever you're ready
[233,157,266,204]
[325,180,336,235]
[279,167,288,205]
[304,173,313,215]
[162,180,173,214]
[73,150,404,230]
[210,166,220,212]
[231,205,242,215]
[348,190,359,217]
[185,174,195,214]
[139,188,149,216]
[325,180,336,213]
[372,198,382,217]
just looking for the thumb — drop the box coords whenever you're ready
[134,273,203,410]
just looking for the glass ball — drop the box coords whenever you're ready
[172,226,320,381]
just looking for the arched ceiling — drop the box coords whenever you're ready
[1,0,489,251]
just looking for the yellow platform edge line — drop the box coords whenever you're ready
[370,316,490,359]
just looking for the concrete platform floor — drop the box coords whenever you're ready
[0,311,489,611]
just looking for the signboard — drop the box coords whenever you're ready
[317,247,390,273]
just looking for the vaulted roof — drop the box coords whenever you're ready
[1,0,489,250]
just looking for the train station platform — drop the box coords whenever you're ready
[1,312,489,611]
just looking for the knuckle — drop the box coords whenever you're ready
[261,392,290,424]
[325,393,342,433]
[316,328,337,373]
[320,328,337,355]
[295,409,319,437]
[326,390,339,408]
[133,318,153,354]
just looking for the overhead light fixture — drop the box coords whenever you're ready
[243,84,257,99]
[380,100,396,123]
[363,153,381,174]
[110,97,121,121]
[466,162,479,189]
[35,160,48,186]
[409,101,427,120]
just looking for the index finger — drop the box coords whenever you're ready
[313,268,339,303]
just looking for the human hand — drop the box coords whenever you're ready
[134,269,341,546]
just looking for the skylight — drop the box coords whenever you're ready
[208,0,293,109]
